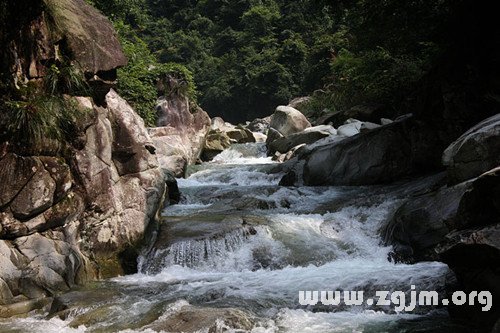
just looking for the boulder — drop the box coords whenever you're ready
[269,106,311,137]
[145,305,254,333]
[337,121,362,137]
[226,128,256,144]
[383,167,500,329]
[201,130,232,161]
[443,113,500,184]
[267,125,336,155]
[287,96,310,110]
[438,224,500,329]
[302,117,414,186]
[382,180,471,262]
[247,117,271,133]
[286,114,447,186]
[265,127,284,145]
[151,95,211,172]
[210,117,226,130]
[360,122,381,132]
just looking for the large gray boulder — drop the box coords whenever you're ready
[382,179,471,262]
[301,117,415,186]
[443,113,500,184]
[268,106,311,137]
[268,125,336,155]
[383,167,500,328]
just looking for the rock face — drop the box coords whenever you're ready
[0,0,167,308]
[1,91,166,304]
[268,125,336,156]
[443,113,500,184]
[150,96,211,176]
[384,168,500,328]
[268,106,311,138]
[300,116,420,186]
[383,179,471,262]
[1,0,127,100]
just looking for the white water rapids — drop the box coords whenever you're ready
[0,143,471,332]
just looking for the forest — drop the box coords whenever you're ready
[86,0,452,124]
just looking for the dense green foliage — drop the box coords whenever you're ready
[89,0,453,123]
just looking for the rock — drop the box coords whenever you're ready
[299,116,439,186]
[210,117,226,130]
[383,168,500,329]
[165,170,181,205]
[10,161,56,220]
[382,181,471,262]
[455,167,500,229]
[152,96,211,170]
[269,106,311,137]
[438,224,500,330]
[0,297,52,318]
[360,122,381,132]
[287,96,310,110]
[201,130,232,161]
[443,113,500,184]
[226,128,256,144]
[247,117,270,133]
[265,127,284,145]
[337,121,362,137]
[3,0,127,102]
[107,90,158,176]
[146,305,254,333]
[267,125,335,155]
[43,0,127,75]
[253,132,267,143]
[0,154,40,208]
[288,114,454,186]
[381,118,394,125]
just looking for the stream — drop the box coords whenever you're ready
[0,143,474,332]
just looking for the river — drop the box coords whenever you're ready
[0,143,473,332]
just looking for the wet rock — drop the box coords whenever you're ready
[269,106,311,137]
[438,225,500,330]
[455,167,500,229]
[443,113,500,184]
[147,306,254,333]
[201,130,232,161]
[165,170,181,205]
[0,297,52,318]
[383,181,471,262]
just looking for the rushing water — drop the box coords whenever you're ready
[0,143,474,332]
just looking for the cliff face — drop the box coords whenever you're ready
[0,0,166,307]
